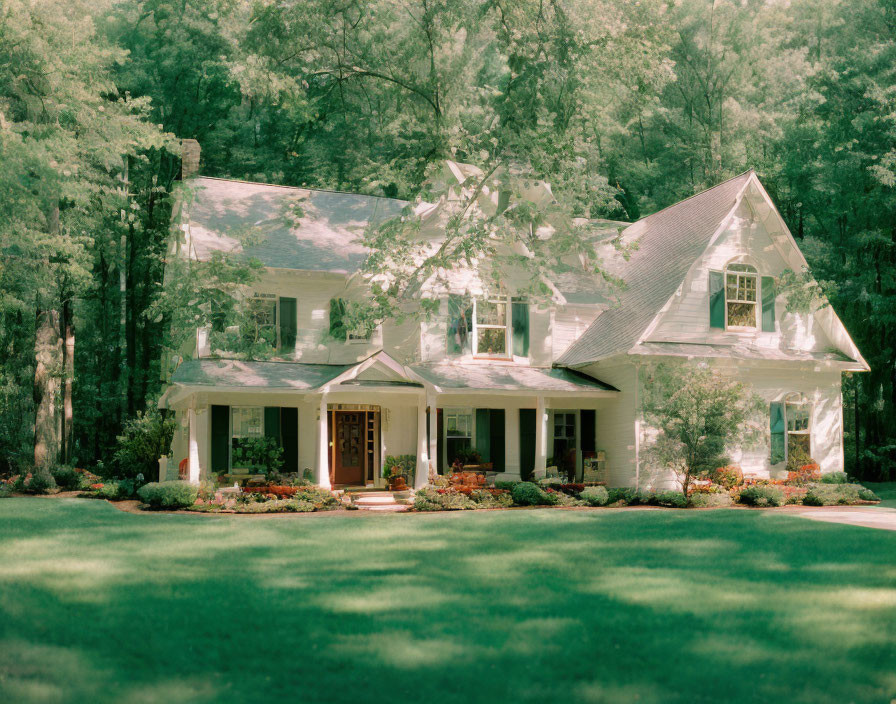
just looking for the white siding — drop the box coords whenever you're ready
[647,200,835,355]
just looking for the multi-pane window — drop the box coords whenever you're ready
[786,397,811,459]
[725,263,758,328]
[445,409,473,466]
[473,299,509,357]
[552,412,577,478]
[230,407,263,468]
[245,297,277,348]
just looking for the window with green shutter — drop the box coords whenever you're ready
[770,401,785,464]
[512,301,529,358]
[709,270,725,328]
[475,408,491,462]
[279,297,297,351]
[761,277,776,332]
[211,405,230,473]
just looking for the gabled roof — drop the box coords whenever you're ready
[557,171,754,366]
[182,177,406,273]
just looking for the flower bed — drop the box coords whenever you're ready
[188,484,340,513]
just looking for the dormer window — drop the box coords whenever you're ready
[725,263,758,329]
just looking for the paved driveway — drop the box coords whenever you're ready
[783,505,896,531]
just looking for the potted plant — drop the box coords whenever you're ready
[383,455,416,490]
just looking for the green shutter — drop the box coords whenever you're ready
[279,297,297,351]
[475,408,491,462]
[436,409,444,474]
[489,409,505,472]
[264,407,281,448]
[329,298,346,339]
[211,405,230,473]
[519,409,536,481]
[709,271,725,328]
[512,301,530,357]
[580,409,596,454]
[770,402,786,464]
[280,407,298,473]
[761,277,776,332]
[447,295,472,356]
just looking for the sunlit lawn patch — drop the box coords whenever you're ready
[0,498,894,703]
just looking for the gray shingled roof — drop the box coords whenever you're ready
[170,359,352,389]
[409,363,618,393]
[557,171,753,366]
[184,177,407,273]
[631,341,859,365]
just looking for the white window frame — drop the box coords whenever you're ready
[247,294,279,349]
[784,393,812,462]
[724,263,759,331]
[443,408,474,468]
[230,406,265,470]
[550,410,580,473]
[472,296,511,359]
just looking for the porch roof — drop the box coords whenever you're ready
[169,359,353,390]
[629,341,863,368]
[408,363,618,394]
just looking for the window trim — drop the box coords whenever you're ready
[724,262,759,331]
[247,294,279,349]
[472,296,512,360]
[230,405,264,470]
[443,407,474,468]
[784,393,812,462]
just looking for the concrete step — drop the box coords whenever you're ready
[360,504,410,512]
[352,494,398,506]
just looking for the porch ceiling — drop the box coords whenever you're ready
[408,363,618,395]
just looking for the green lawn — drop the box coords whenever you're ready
[868,482,896,509]
[1,500,894,704]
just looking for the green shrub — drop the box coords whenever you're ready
[494,481,519,491]
[689,492,733,508]
[858,486,880,502]
[470,489,514,508]
[511,481,555,506]
[112,407,175,479]
[803,483,864,506]
[231,437,284,477]
[137,481,199,509]
[18,467,57,495]
[653,490,687,508]
[412,488,477,511]
[738,485,785,507]
[820,471,849,484]
[51,465,81,490]
[580,486,609,506]
[607,487,639,505]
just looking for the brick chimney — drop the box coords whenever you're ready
[181,139,201,179]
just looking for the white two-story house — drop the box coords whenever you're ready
[159,147,867,490]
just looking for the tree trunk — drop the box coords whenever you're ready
[119,158,129,423]
[34,307,62,468]
[60,295,74,465]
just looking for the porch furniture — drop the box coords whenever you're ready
[583,452,608,484]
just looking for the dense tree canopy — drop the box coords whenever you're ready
[1,0,894,479]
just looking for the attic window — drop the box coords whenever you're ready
[725,263,758,329]
[473,298,510,358]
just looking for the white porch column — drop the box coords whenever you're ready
[535,396,548,473]
[426,392,438,478]
[187,407,200,484]
[317,394,331,489]
[415,398,428,489]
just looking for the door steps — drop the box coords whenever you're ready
[345,490,414,512]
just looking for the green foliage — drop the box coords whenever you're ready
[383,455,416,479]
[231,437,284,477]
[688,493,734,509]
[820,472,850,485]
[802,483,865,506]
[50,465,81,490]
[493,481,519,491]
[137,481,199,509]
[412,488,477,511]
[16,468,57,495]
[643,364,762,495]
[112,408,175,479]
[738,486,785,508]
[652,491,688,509]
[580,486,609,507]
[511,482,556,507]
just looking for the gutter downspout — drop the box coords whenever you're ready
[634,361,641,490]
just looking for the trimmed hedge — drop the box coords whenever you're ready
[738,485,785,507]
[137,481,198,509]
[689,492,733,508]
[511,482,556,506]
[819,471,849,485]
[580,486,609,507]
[803,483,873,506]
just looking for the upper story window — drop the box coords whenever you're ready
[245,296,278,348]
[446,295,529,361]
[709,261,776,333]
[329,298,374,343]
[725,263,758,329]
[474,299,510,358]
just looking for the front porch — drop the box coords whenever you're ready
[160,353,619,489]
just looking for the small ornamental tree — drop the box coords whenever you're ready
[642,364,762,496]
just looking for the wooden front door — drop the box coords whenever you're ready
[333,412,365,485]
